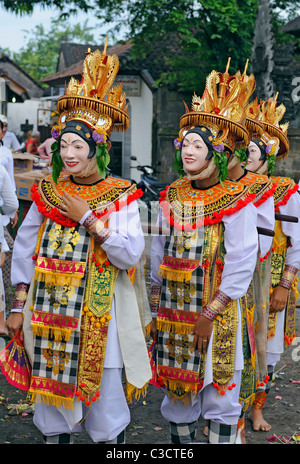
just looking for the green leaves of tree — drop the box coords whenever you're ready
[9,18,95,85]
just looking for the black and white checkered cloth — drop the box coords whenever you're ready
[31,220,90,394]
[157,229,204,382]
[35,219,88,320]
[170,420,198,444]
[208,421,237,444]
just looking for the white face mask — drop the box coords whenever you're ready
[60,132,91,174]
[245,141,264,172]
[181,132,209,175]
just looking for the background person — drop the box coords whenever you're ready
[0,114,21,152]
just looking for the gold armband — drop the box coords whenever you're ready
[279,265,298,290]
[150,285,162,315]
[13,282,30,311]
[202,290,231,321]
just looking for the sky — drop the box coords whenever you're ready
[0,5,114,53]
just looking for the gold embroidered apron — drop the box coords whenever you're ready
[28,175,141,408]
[156,222,238,402]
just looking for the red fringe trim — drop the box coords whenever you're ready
[254,183,277,208]
[275,183,299,212]
[159,191,256,230]
[31,184,143,227]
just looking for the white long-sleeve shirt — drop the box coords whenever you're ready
[256,195,275,258]
[151,201,258,302]
[0,164,18,246]
[11,199,145,368]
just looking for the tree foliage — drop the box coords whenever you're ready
[9,18,95,85]
[2,0,300,91]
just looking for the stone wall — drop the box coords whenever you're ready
[152,86,190,183]
[272,42,300,182]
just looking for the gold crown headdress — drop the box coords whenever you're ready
[245,97,263,139]
[56,38,129,136]
[258,93,289,160]
[50,38,129,182]
[179,58,252,152]
[245,97,280,157]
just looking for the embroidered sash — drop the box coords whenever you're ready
[29,219,90,409]
[77,241,119,398]
[156,222,238,401]
[268,177,299,343]
[28,175,143,409]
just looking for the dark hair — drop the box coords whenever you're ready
[0,120,3,131]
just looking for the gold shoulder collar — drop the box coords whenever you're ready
[237,172,276,207]
[168,177,244,205]
[238,171,269,187]
[31,174,139,226]
[161,177,254,229]
[271,176,298,208]
[271,176,295,189]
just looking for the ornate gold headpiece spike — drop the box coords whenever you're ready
[102,36,108,55]
[203,71,219,111]
[258,93,289,159]
[234,60,256,110]
[57,41,129,135]
[260,93,286,126]
[246,97,261,120]
[217,57,231,107]
[243,58,249,76]
[191,93,204,112]
[179,58,253,152]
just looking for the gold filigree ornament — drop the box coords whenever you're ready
[179,57,253,153]
[259,93,289,160]
[56,38,129,137]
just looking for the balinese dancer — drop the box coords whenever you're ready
[228,95,279,442]
[149,62,259,444]
[247,95,300,432]
[6,44,151,444]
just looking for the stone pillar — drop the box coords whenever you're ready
[251,0,275,100]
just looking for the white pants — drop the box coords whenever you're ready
[161,370,242,426]
[267,308,285,367]
[33,368,130,442]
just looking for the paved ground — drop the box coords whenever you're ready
[0,208,299,445]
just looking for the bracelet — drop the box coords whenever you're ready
[279,278,292,290]
[150,285,162,314]
[202,290,231,321]
[202,305,219,321]
[279,264,298,290]
[82,211,98,229]
[94,227,112,245]
[12,282,30,311]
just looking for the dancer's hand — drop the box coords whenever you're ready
[191,315,213,354]
[269,285,289,313]
[58,192,90,222]
[150,318,157,340]
[6,313,24,340]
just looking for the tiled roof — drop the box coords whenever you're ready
[42,41,133,83]
[281,16,300,37]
